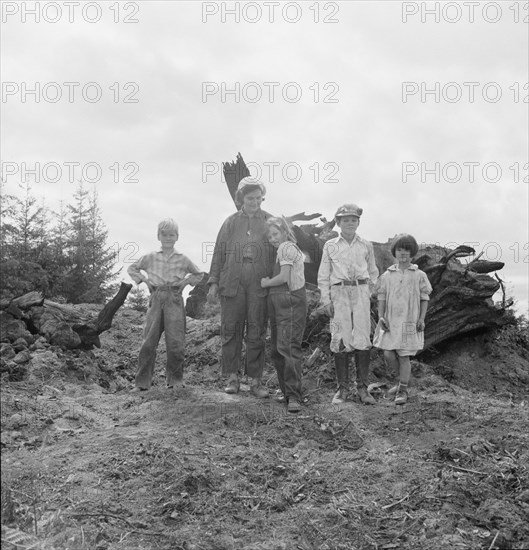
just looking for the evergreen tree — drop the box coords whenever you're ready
[0,181,49,299]
[16,181,44,261]
[60,181,118,303]
[47,200,71,299]
[127,285,149,312]
[0,179,17,261]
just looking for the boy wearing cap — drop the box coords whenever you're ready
[128,218,203,392]
[317,204,379,404]
[207,177,276,398]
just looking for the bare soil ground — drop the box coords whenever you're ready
[1,306,528,550]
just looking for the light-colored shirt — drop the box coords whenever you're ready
[317,234,379,305]
[276,241,305,291]
[128,249,203,287]
[375,264,432,351]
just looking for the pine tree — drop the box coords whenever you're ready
[60,181,118,303]
[83,187,120,302]
[16,181,44,261]
[127,285,149,312]
[0,179,17,262]
[0,181,49,299]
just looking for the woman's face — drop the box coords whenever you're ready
[242,189,263,216]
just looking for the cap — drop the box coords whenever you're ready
[334,203,362,219]
[237,176,267,197]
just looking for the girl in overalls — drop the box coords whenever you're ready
[261,217,307,413]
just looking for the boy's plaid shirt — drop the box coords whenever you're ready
[128,249,203,287]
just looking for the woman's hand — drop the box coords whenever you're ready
[207,283,219,303]
[261,277,270,288]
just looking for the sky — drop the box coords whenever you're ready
[1,0,528,315]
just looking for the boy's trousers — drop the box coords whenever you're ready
[135,286,186,389]
[330,284,371,353]
[220,262,267,379]
[268,287,307,401]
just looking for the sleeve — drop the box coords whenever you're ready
[184,256,205,287]
[419,270,433,300]
[127,254,149,285]
[366,241,379,284]
[278,242,302,266]
[376,272,389,300]
[317,242,332,305]
[207,217,232,285]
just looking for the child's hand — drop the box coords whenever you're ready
[144,280,156,294]
[174,278,189,291]
[379,317,389,331]
[416,320,425,332]
[261,277,270,288]
[207,284,219,303]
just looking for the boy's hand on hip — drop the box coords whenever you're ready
[174,279,188,291]
[145,280,156,294]
[207,284,219,304]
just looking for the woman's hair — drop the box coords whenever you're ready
[390,233,419,257]
[265,216,297,244]
[234,177,267,208]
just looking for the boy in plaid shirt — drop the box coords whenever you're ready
[128,218,203,392]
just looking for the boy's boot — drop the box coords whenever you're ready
[345,352,357,397]
[356,350,376,405]
[332,352,349,404]
[250,378,269,399]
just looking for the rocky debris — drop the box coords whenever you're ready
[0,283,132,351]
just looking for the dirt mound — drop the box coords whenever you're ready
[1,305,528,549]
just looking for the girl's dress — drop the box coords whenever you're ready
[373,264,432,355]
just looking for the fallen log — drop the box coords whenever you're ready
[0,283,132,350]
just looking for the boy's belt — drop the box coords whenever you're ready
[333,279,369,286]
[152,284,182,291]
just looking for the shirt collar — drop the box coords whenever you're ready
[238,208,265,220]
[157,248,181,258]
[388,263,418,271]
[337,233,359,245]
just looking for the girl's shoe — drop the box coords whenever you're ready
[394,388,408,405]
[274,390,286,403]
[287,399,301,413]
[332,387,347,404]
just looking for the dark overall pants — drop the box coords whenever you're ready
[220,261,267,378]
[268,283,307,402]
[135,286,186,389]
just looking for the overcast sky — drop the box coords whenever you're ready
[1,1,528,314]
